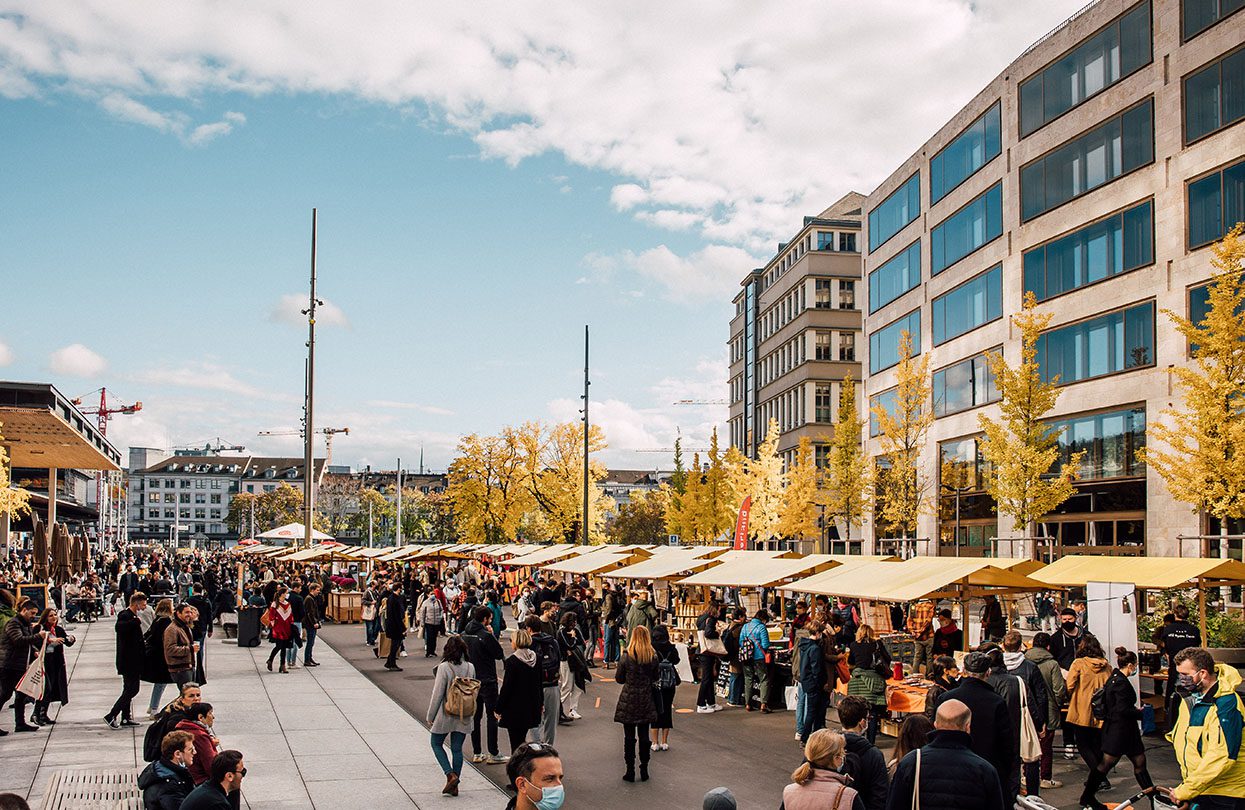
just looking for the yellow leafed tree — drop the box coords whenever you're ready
[447,430,530,543]
[0,423,32,520]
[871,331,932,539]
[517,420,613,543]
[701,428,736,541]
[746,418,786,542]
[1140,225,1245,538]
[777,436,819,542]
[978,292,1084,534]
[823,375,870,543]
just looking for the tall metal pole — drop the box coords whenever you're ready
[582,325,590,545]
[303,208,318,550]
[368,499,374,548]
[396,459,403,546]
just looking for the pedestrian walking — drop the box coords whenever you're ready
[164,603,199,687]
[302,582,323,667]
[1024,632,1067,789]
[886,714,933,778]
[1065,633,1110,783]
[418,584,445,658]
[31,607,74,726]
[836,696,890,810]
[1080,647,1154,810]
[382,581,407,671]
[695,599,724,713]
[650,625,679,751]
[934,651,1015,788]
[602,583,624,668]
[427,636,476,797]
[263,590,294,674]
[174,703,220,785]
[463,606,506,764]
[723,608,747,707]
[556,612,588,721]
[523,615,562,746]
[361,579,381,647]
[504,743,564,810]
[143,598,175,716]
[0,597,46,734]
[781,729,864,810]
[624,590,659,636]
[847,624,890,743]
[1155,603,1200,730]
[105,592,147,730]
[740,608,772,713]
[496,629,543,755]
[614,624,658,782]
[1162,646,1245,810]
[885,699,1006,810]
[795,620,830,743]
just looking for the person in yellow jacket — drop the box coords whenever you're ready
[1163,647,1245,810]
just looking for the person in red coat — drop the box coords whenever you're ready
[174,702,220,785]
[265,588,295,674]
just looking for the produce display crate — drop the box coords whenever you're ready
[328,591,362,623]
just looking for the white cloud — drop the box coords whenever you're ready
[129,362,297,402]
[99,92,245,146]
[49,343,107,377]
[368,400,456,417]
[270,294,350,328]
[0,341,12,366]
[582,244,759,303]
[0,2,1088,250]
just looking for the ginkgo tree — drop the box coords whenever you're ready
[871,331,933,543]
[0,423,32,521]
[777,436,820,543]
[823,375,870,546]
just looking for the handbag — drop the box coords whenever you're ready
[835,657,852,684]
[16,638,47,701]
[697,630,727,656]
[1018,679,1042,763]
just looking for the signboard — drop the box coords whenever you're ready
[732,496,752,551]
[668,535,681,546]
[16,583,50,613]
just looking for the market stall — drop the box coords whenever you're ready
[541,545,653,587]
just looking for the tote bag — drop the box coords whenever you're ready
[16,638,48,701]
[1017,679,1042,764]
[697,629,727,657]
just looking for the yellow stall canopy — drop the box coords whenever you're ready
[505,545,591,568]
[1032,555,1245,589]
[781,557,1050,602]
[543,546,651,576]
[678,554,842,589]
[606,549,725,582]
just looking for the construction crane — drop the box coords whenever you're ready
[673,399,728,405]
[256,427,349,486]
[636,447,710,453]
[173,439,246,455]
[71,388,142,548]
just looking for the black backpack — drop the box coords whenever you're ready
[657,651,681,690]
[1091,683,1109,721]
[534,635,560,686]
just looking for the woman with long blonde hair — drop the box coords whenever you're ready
[613,624,658,782]
[783,729,865,810]
[847,623,891,743]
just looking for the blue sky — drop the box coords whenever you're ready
[0,1,1087,470]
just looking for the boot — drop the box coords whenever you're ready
[14,711,38,732]
[623,739,636,782]
[279,659,288,674]
[37,710,55,725]
[1079,769,1107,810]
[639,739,651,781]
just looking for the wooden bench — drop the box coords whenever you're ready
[40,768,142,810]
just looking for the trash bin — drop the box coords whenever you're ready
[236,606,262,648]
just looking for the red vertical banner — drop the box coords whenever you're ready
[732,496,752,550]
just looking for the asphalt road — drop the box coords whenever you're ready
[319,624,1182,810]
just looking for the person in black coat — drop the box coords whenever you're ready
[382,584,407,671]
[32,607,75,725]
[138,729,197,810]
[614,625,659,782]
[463,608,505,762]
[143,602,175,715]
[496,628,544,754]
[934,652,1015,788]
[1080,647,1154,809]
[0,597,46,733]
[838,695,891,810]
[558,591,590,642]
[886,699,1006,810]
[106,592,148,728]
[796,621,831,743]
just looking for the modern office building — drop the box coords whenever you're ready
[861,0,1244,558]
[728,192,865,474]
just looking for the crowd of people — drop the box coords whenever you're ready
[4,546,1245,810]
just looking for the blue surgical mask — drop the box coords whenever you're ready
[526,784,564,810]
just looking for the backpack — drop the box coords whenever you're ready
[1091,683,1109,722]
[534,635,561,686]
[444,668,481,720]
[737,631,756,664]
[657,651,681,690]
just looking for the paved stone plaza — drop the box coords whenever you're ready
[0,620,504,809]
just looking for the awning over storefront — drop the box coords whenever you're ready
[676,554,838,588]
[782,557,1050,602]
[543,547,651,575]
[504,545,590,567]
[1032,555,1245,589]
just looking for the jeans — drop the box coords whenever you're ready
[107,673,141,722]
[172,669,196,688]
[472,681,499,756]
[430,731,466,776]
[803,689,828,741]
[603,624,621,664]
[911,638,933,672]
[728,671,744,705]
[148,682,168,713]
[1039,727,1055,780]
[303,625,317,664]
[794,682,808,736]
[364,617,380,646]
[742,659,768,708]
[696,655,718,707]
[530,685,560,745]
[286,623,302,665]
[424,623,441,657]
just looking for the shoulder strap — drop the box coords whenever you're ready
[912,748,921,810]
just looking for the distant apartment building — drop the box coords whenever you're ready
[728,193,866,479]
[601,470,672,507]
[860,0,1244,557]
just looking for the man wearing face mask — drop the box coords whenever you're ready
[1049,606,1086,760]
[1159,605,1202,731]
[505,743,564,810]
[1162,647,1245,810]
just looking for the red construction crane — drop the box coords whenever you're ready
[71,388,142,548]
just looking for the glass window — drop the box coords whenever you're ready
[816,331,833,361]
[931,102,1002,203]
[839,232,857,252]
[840,332,856,362]
[815,383,834,423]
[869,309,922,374]
[1023,200,1154,301]
[1188,159,1245,249]
[869,388,899,437]
[1185,48,1245,143]
[869,240,921,313]
[933,350,1000,417]
[815,279,833,308]
[1183,0,1245,40]
[1036,301,1155,384]
[839,281,856,310]
[931,183,1003,275]
[1019,2,1152,136]
[868,172,921,253]
[932,265,1003,345]
[817,231,834,250]
[1021,98,1154,221]
[1049,407,1146,480]
[939,437,992,492]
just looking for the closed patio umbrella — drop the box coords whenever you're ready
[32,517,48,582]
[52,523,72,585]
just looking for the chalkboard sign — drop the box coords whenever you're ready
[716,656,732,698]
[16,583,49,613]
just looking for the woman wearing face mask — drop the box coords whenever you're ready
[1079,647,1154,810]
[781,729,865,810]
[505,743,564,810]
[1065,634,1110,801]
[265,588,294,674]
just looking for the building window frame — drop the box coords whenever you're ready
[1186,156,1245,250]
[868,171,921,254]
[1183,44,1245,145]
[932,348,1001,418]
[932,264,1004,347]
[1181,0,1245,42]
[869,308,922,374]
[1022,198,1155,303]
[930,181,1004,276]
[1036,299,1157,387]
[930,101,1003,204]
[869,239,921,314]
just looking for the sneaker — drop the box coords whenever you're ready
[660,743,669,751]
[794,733,802,741]
[104,715,121,730]
[487,755,509,765]
[1041,780,1064,789]
[120,719,141,727]
[1097,779,1111,793]
[400,651,408,657]
[710,704,723,712]
[569,711,583,720]
[696,706,715,714]
[471,754,487,764]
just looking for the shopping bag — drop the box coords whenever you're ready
[16,639,47,701]
[1017,680,1041,763]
